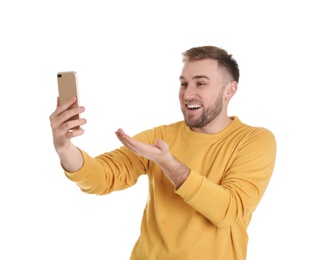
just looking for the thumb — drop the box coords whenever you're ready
[155,139,169,152]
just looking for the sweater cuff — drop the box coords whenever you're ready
[175,170,205,202]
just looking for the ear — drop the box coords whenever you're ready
[224,81,238,101]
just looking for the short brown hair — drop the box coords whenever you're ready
[182,46,240,83]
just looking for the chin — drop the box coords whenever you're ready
[184,118,200,128]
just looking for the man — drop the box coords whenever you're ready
[50,46,277,260]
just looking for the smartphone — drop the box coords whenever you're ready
[57,71,80,130]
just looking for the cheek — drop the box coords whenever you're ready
[204,90,222,105]
[178,89,184,99]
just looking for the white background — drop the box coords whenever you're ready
[1,0,330,259]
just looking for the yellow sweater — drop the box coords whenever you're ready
[65,116,277,260]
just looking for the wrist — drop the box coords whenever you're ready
[159,154,190,189]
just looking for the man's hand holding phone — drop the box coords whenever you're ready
[49,72,87,172]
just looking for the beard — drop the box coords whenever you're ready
[182,91,223,128]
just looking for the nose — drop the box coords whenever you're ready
[183,84,196,101]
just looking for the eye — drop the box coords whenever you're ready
[196,81,205,87]
[180,82,188,88]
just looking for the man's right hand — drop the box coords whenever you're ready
[49,96,86,172]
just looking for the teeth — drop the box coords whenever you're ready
[187,104,201,109]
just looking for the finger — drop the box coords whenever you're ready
[52,96,79,120]
[63,117,87,132]
[53,117,86,143]
[116,129,132,146]
[49,97,63,123]
[115,129,127,145]
[64,127,85,139]
[115,128,130,143]
[58,96,78,113]
[115,129,141,152]
[50,107,86,136]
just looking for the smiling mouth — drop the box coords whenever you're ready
[186,104,202,110]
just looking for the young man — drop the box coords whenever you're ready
[50,46,277,260]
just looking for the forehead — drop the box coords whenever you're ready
[180,59,222,80]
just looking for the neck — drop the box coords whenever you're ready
[191,116,232,134]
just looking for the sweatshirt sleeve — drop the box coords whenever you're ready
[64,147,147,195]
[175,128,277,228]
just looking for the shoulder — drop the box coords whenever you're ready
[133,121,185,143]
[234,116,275,136]
[231,116,277,148]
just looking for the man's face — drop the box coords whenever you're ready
[179,59,226,131]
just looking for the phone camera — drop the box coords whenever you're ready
[57,74,62,78]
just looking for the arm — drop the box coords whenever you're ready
[175,129,277,228]
[115,128,190,189]
[49,96,87,172]
[116,128,276,228]
[50,100,146,195]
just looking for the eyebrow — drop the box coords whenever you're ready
[179,75,210,80]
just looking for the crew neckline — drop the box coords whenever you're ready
[182,116,240,142]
